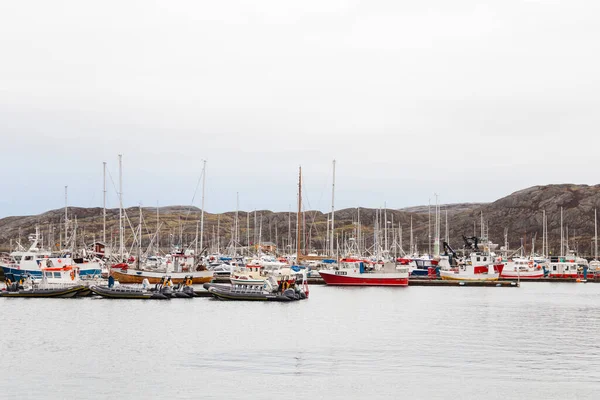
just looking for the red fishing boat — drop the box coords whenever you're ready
[319,259,409,286]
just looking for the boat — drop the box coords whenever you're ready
[109,256,213,284]
[0,228,73,281]
[439,252,500,281]
[500,258,545,280]
[89,275,192,299]
[90,284,170,300]
[319,259,409,286]
[547,256,579,278]
[398,255,436,277]
[204,275,308,301]
[2,266,86,298]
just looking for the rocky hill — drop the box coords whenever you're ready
[1,184,599,256]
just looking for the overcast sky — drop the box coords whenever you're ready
[1,0,599,217]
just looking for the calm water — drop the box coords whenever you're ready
[2,283,600,399]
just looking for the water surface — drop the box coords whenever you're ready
[1,283,599,399]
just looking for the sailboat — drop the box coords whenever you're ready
[110,157,213,285]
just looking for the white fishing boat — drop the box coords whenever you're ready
[0,228,72,281]
[500,257,544,279]
[440,253,500,281]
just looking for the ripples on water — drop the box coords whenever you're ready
[1,283,600,399]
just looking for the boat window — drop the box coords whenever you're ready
[14,256,22,262]
[25,256,33,261]
[477,257,480,262]
[553,265,557,271]
[54,272,61,278]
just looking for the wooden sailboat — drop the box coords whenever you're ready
[110,158,213,284]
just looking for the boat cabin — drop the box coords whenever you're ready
[547,261,578,278]
[39,265,80,285]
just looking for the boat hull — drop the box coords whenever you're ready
[0,285,85,298]
[439,271,499,281]
[89,285,169,299]
[319,270,409,286]
[500,271,544,279]
[110,268,213,284]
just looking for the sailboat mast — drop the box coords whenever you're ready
[384,202,388,254]
[235,192,239,253]
[296,166,302,262]
[428,199,431,256]
[118,154,123,261]
[199,160,206,258]
[542,210,546,257]
[288,206,291,255]
[156,204,160,254]
[195,220,199,256]
[138,204,142,267]
[246,212,250,256]
[560,207,564,257]
[103,162,107,244]
[330,160,336,256]
[357,207,361,256]
[595,208,598,260]
[64,185,68,250]
[410,216,414,255]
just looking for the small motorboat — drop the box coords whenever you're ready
[2,277,85,298]
[89,276,169,299]
[89,284,170,299]
[204,275,308,302]
[1,268,88,298]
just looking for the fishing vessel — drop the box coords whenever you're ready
[319,259,409,286]
[0,229,73,281]
[500,258,545,280]
[439,252,500,281]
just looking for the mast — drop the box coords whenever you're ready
[410,216,414,255]
[296,166,302,262]
[384,202,388,255]
[595,208,598,260]
[235,192,239,253]
[246,212,250,256]
[195,220,199,256]
[118,154,124,261]
[445,208,449,244]
[138,204,142,268]
[542,210,546,258]
[330,160,336,256]
[199,160,206,258]
[64,185,68,250]
[216,215,220,254]
[428,199,431,256]
[433,194,440,257]
[560,206,563,257]
[288,206,291,255]
[103,162,107,244]
[357,207,361,256]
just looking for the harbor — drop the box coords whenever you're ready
[3,0,600,397]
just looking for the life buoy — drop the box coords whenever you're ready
[6,278,12,286]
[70,271,75,281]
[282,281,290,291]
[185,278,193,286]
[18,279,23,285]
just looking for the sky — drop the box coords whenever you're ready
[1,0,599,217]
